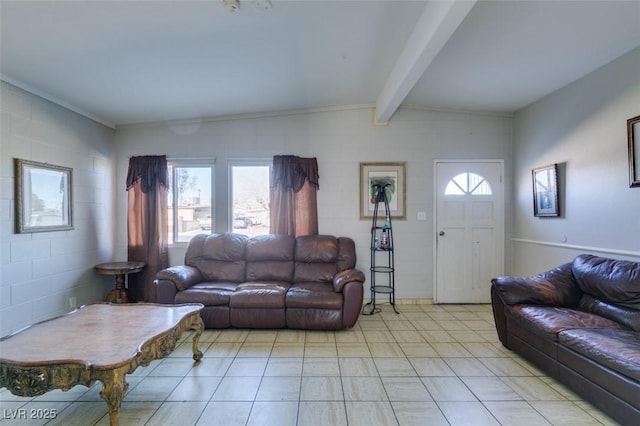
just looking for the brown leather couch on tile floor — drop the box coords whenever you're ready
[155,233,365,330]
[491,254,640,425]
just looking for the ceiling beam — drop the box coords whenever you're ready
[374,0,477,125]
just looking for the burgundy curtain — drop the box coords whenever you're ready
[126,155,169,302]
[270,155,319,237]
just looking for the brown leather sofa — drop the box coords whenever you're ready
[491,254,640,425]
[155,233,365,330]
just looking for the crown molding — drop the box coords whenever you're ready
[1,75,115,129]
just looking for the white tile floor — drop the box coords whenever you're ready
[0,304,619,425]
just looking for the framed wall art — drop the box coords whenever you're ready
[15,158,73,233]
[532,163,559,217]
[628,115,640,187]
[359,161,406,219]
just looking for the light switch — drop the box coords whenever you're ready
[417,211,427,221]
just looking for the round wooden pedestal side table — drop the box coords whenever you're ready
[94,261,146,304]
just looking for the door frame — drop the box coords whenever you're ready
[432,159,505,303]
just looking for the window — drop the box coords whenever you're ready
[445,172,492,195]
[167,160,214,244]
[230,162,271,237]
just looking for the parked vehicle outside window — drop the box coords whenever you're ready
[230,163,270,237]
[167,162,214,243]
[199,216,212,230]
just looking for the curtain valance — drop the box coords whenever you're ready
[126,155,168,193]
[272,155,319,192]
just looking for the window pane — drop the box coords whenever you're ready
[168,165,212,243]
[445,180,465,195]
[444,172,492,196]
[231,165,270,237]
[468,172,492,195]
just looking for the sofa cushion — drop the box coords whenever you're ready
[246,234,295,261]
[196,260,246,283]
[294,235,339,283]
[187,233,248,282]
[558,328,640,381]
[295,235,338,263]
[507,305,625,341]
[286,283,343,310]
[230,282,289,309]
[246,261,295,282]
[573,254,640,309]
[246,234,295,282]
[175,282,237,306]
[295,263,338,284]
[579,294,640,331]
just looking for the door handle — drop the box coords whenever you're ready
[439,231,445,236]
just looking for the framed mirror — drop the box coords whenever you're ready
[532,163,559,217]
[15,159,73,233]
[628,115,640,188]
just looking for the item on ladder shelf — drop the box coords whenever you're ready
[363,182,399,315]
[378,229,389,250]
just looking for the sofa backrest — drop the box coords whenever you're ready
[246,234,295,282]
[186,233,248,282]
[184,233,358,284]
[294,235,341,283]
[573,254,640,330]
[336,237,357,271]
[573,254,640,309]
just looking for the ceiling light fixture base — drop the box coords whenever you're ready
[223,0,240,14]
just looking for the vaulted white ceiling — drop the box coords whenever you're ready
[1,1,639,128]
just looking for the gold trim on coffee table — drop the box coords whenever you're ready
[0,303,204,426]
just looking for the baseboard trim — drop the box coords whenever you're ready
[363,299,434,305]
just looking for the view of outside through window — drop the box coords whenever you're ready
[445,172,492,195]
[231,165,270,237]
[167,165,212,243]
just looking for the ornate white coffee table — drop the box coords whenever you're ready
[0,303,204,426]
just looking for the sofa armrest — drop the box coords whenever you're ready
[155,278,179,304]
[491,261,581,307]
[155,266,203,291]
[491,284,509,348]
[333,269,366,293]
[342,281,364,328]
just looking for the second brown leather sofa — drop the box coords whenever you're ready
[155,233,365,330]
[491,254,640,425]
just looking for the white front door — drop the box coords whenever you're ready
[434,161,504,303]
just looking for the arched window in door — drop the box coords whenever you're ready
[445,172,493,195]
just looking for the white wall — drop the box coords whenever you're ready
[511,47,640,275]
[115,106,512,301]
[0,81,116,336]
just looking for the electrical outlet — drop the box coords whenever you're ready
[69,296,77,308]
